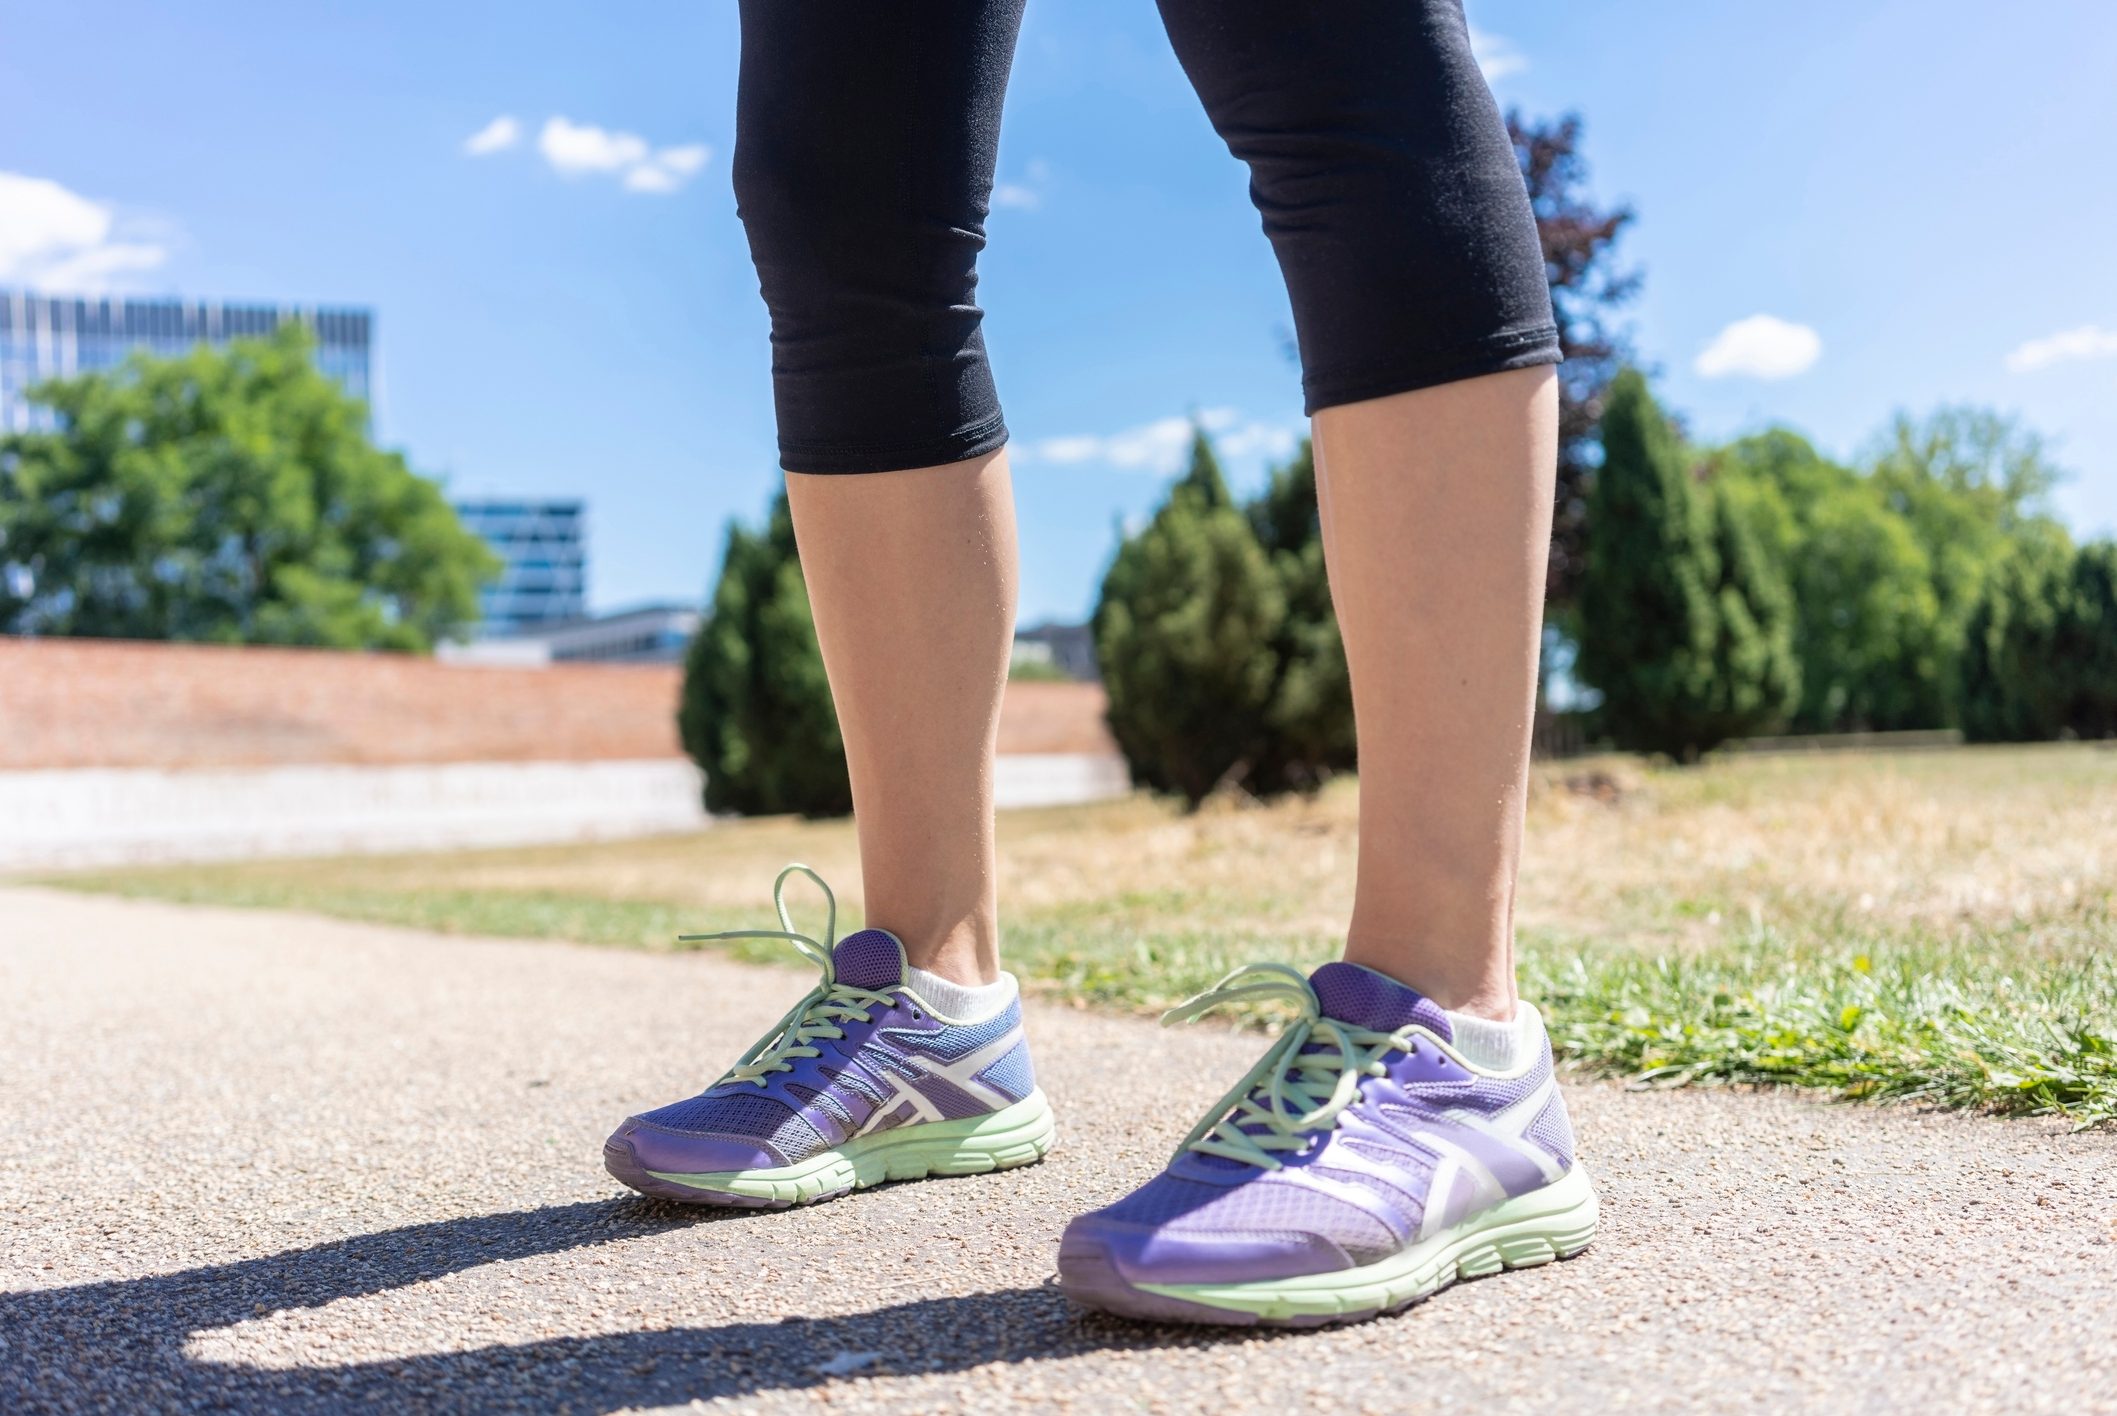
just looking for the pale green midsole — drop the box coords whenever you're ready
[646,1088,1056,1202]
[1138,1164,1598,1316]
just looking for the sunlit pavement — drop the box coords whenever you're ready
[3,887,2112,1414]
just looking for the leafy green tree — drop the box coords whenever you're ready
[679,492,851,817]
[1573,370,1723,756]
[1095,428,1286,805]
[1786,486,1944,730]
[0,326,492,650]
[1246,439,1355,794]
[1709,428,1858,569]
[1712,411,2070,731]
[1960,536,2117,742]
[1863,406,2069,715]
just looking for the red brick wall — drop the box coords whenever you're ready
[0,638,1117,770]
[993,680,1118,756]
[0,638,682,769]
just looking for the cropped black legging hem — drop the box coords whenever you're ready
[1300,324,1562,420]
[780,411,1011,477]
[777,326,1561,474]
[737,0,1557,476]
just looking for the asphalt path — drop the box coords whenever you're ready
[3,887,2112,1413]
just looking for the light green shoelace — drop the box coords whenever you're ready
[677,863,898,1089]
[1161,962,1417,1169]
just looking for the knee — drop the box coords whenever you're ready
[730,122,851,302]
[731,119,1005,473]
[1223,94,1557,416]
[737,122,989,352]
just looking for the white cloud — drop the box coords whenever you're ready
[1019,407,1299,475]
[539,116,649,175]
[1218,421,1299,461]
[624,143,712,193]
[0,172,168,293]
[2005,324,2117,374]
[653,144,711,178]
[623,165,681,195]
[1694,314,1822,380]
[463,115,522,156]
[1026,416,1195,472]
[533,117,709,194]
[993,158,1052,212]
[1469,26,1528,81]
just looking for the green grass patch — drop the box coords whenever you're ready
[1527,937,2117,1129]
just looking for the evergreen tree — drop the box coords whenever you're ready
[1246,439,1355,793]
[679,492,851,817]
[1508,110,1640,607]
[1573,370,1722,757]
[2064,543,2117,739]
[1699,481,1800,741]
[1960,536,2117,741]
[1094,428,1286,805]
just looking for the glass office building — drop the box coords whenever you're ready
[452,499,589,635]
[0,289,373,434]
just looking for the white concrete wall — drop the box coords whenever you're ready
[0,753,1131,872]
[993,752,1132,808]
[0,760,709,871]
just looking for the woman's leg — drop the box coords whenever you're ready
[786,454,1017,986]
[603,0,1048,1207]
[1155,0,1562,1017]
[734,0,1030,984]
[1058,0,1589,1324]
[1313,368,1558,1020]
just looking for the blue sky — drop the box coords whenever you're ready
[4,1,2113,622]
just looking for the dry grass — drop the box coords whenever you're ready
[45,743,2117,1123]
[221,742,2106,955]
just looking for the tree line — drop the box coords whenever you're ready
[1580,372,2110,758]
[8,112,2105,822]
[682,373,2112,817]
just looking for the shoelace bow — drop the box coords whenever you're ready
[1161,962,1417,1169]
[677,864,897,1089]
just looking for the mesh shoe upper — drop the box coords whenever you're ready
[620,928,1036,1172]
[1064,961,1576,1285]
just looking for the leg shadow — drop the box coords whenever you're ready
[2,1197,1267,1412]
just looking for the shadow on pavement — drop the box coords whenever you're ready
[1,1197,1264,1412]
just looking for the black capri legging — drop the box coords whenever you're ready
[734,0,1559,475]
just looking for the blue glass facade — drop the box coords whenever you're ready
[0,289,372,434]
[452,499,589,635]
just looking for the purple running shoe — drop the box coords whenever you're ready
[604,865,1054,1208]
[1058,960,1595,1326]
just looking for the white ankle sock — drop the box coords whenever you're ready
[1442,1000,1543,1072]
[904,966,1018,1023]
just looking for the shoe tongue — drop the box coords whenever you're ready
[1308,961,1453,1042]
[831,929,906,990]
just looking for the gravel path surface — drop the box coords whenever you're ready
[3,886,2113,1414]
